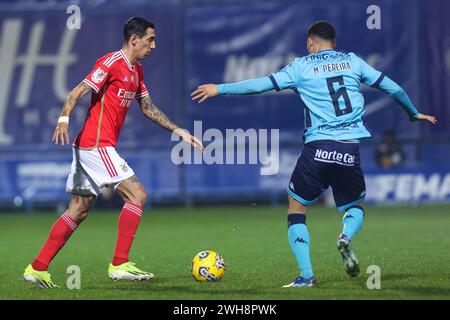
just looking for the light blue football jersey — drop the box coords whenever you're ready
[270,49,383,143]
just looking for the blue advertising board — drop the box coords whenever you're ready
[0,0,448,208]
[0,5,181,149]
[185,1,421,142]
[420,0,450,137]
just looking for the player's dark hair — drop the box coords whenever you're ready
[307,21,336,41]
[124,17,154,42]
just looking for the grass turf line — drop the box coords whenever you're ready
[0,204,449,300]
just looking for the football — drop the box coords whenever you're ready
[191,251,225,282]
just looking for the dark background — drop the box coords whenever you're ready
[0,0,448,210]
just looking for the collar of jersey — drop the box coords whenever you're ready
[316,49,336,54]
[119,49,135,71]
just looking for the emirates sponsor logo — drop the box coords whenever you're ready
[117,88,136,99]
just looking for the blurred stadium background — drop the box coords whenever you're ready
[0,0,449,212]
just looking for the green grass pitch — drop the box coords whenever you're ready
[1,204,449,300]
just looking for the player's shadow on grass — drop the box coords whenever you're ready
[389,285,450,297]
[379,273,421,281]
[88,279,261,296]
[103,284,261,296]
[142,285,260,296]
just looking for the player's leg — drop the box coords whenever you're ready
[24,146,99,288]
[336,204,364,278]
[24,194,94,288]
[336,200,364,278]
[283,146,326,288]
[32,194,94,269]
[108,175,154,281]
[341,204,365,242]
[283,195,317,288]
[329,142,366,277]
[114,175,147,266]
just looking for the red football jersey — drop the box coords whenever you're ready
[74,50,149,149]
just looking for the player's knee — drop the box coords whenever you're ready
[287,196,308,214]
[139,191,148,207]
[132,189,147,207]
[67,195,94,224]
[287,206,308,215]
[76,210,89,223]
[69,203,90,224]
[68,208,90,224]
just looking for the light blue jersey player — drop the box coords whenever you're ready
[192,21,437,288]
[268,49,420,143]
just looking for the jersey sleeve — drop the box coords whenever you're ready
[350,53,419,120]
[269,58,301,91]
[136,65,149,99]
[376,76,420,120]
[351,53,383,86]
[218,77,275,95]
[82,56,113,94]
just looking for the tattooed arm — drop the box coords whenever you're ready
[136,94,179,132]
[52,82,92,145]
[136,95,204,151]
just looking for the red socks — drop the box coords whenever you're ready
[31,204,143,270]
[32,211,78,271]
[112,203,143,266]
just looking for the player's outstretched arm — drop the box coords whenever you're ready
[52,82,92,146]
[137,95,204,151]
[191,76,276,103]
[375,75,437,125]
[191,84,219,103]
[415,113,437,124]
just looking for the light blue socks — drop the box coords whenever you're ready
[288,214,313,279]
[342,205,364,241]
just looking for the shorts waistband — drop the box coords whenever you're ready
[306,140,360,147]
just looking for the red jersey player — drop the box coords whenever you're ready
[23,17,204,288]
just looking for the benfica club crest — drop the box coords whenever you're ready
[120,162,129,173]
[91,67,107,84]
